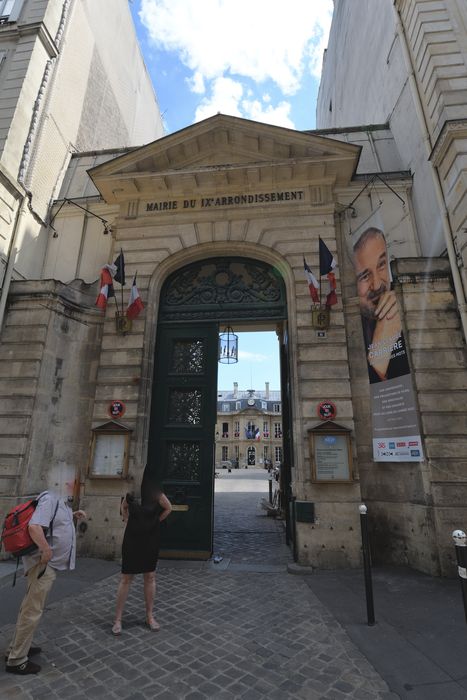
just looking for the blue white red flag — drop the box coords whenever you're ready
[126,274,144,320]
[303,258,319,304]
[319,239,338,307]
[95,264,115,310]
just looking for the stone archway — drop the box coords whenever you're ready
[146,256,288,558]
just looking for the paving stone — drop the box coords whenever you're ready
[0,471,394,700]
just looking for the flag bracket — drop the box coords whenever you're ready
[115,311,132,335]
[312,307,330,330]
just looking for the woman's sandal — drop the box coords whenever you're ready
[146,616,160,631]
[111,620,122,636]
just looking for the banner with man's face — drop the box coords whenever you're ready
[351,210,423,462]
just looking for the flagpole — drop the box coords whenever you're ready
[318,237,322,308]
[120,247,124,315]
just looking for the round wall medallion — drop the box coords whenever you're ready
[109,400,126,419]
[317,400,336,421]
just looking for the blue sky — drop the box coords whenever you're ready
[129,1,333,391]
[130,0,333,135]
[217,331,280,391]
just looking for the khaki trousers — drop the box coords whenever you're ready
[7,562,56,666]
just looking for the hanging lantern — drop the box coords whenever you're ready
[218,326,238,364]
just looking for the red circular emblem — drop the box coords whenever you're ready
[109,400,126,419]
[317,400,336,421]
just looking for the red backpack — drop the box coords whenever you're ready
[1,498,42,557]
[1,494,59,585]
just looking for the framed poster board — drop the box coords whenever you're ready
[88,421,132,479]
[308,423,353,483]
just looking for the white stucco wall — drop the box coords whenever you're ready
[0,0,164,280]
[316,0,445,257]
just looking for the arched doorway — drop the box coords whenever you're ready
[146,257,290,558]
[247,446,256,466]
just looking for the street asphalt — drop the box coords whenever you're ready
[0,468,466,699]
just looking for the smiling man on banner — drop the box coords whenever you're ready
[353,227,410,383]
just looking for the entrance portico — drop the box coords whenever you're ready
[79,114,363,566]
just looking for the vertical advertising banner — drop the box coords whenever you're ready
[351,211,423,462]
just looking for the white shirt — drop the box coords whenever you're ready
[22,491,76,573]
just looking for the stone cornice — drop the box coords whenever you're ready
[0,163,25,198]
[0,21,59,58]
[429,119,467,167]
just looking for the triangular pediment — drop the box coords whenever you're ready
[89,113,361,203]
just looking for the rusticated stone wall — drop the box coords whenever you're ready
[0,279,102,547]
[351,258,467,576]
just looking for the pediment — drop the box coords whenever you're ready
[89,113,361,203]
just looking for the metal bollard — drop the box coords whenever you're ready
[359,504,375,626]
[452,530,467,625]
[268,478,273,503]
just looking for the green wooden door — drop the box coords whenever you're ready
[146,323,218,559]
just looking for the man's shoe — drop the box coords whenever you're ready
[5,660,41,675]
[4,646,41,663]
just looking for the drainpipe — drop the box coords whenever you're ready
[393,3,467,343]
[0,196,25,331]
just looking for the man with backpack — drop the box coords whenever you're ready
[4,490,86,675]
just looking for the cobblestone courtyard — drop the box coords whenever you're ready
[0,470,396,699]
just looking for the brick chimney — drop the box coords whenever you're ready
[233,382,238,398]
[265,382,270,399]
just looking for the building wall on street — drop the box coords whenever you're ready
[1,108,467,574]
[0,0,163,282]
[0,278,102,518]
[317,0,467,265]
[317,0,467,576]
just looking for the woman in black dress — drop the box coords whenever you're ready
[112,478,172,635]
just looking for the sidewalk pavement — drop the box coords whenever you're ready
[0,470,465,699]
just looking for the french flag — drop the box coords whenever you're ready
[126,274,144,320]
[303,258,319,304]
[254,428,261,441]
[95,265,115,310]
[319,238,338,307]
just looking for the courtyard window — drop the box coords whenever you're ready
[273,403,281,413]
[275,446,282,463]
[274,422,282,438]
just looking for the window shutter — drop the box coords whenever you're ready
[8,0,24,22]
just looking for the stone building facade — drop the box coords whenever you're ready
[316,0,467,575]
[0,0,466,576]
[3,112,455,572]
[0,0,163,301]
[215,384,282,469]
